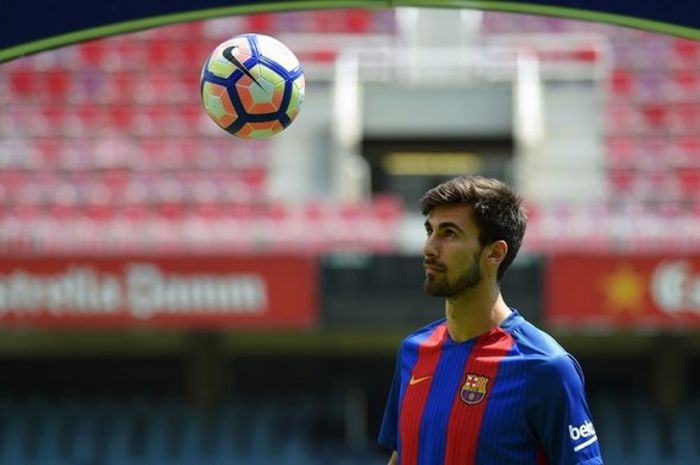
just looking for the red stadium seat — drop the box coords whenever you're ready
[179,39,208,70]
[132,105,169,136]
[9,70,37,96]
[85,204,115,222]
[603,104,639,134]
[668,103,700,135]
[58,139,96,171]
[41,106,67,136]
[312,11,335,33]
[671,38,700,68]
[608,169,637,197]
[668,70,700,101]
[347,9,372,33]
[78,40,106,67]
[109,38,145,71]
[638,170,679,201]
[146,40,173,68]
[48,203,80,222]
[35,138,63,169]
[242,168,267,192]
[677,168,700,199]
[104,72,136,103]
[638,103,669,132]
[172,104,205,137]
[7,104,41,137]
[605,137,637,168]
[372,194,404,221]
[0,172,26,202]
[670,136,700,167]
[156,202,186,221]
[68,104,102,137]
[133,72,173,104]
[101,170,130,203]
[606,68,635,100]
[44,70,72,101]
[636,137,672,170]
[122,204,150,222]
[106,105,135,133]
[16,178,48,206]
[247,13,276,32]
[191,202,225,221]
[174,137,201,171]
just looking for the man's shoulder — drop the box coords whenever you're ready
[507,315,586,388]
[505,313,570,362]
[399,318,447,350]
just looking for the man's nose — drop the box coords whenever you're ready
[422,234,438,258]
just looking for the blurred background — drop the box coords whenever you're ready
[1,6,700,465]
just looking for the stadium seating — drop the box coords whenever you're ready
[0,392,697,465]
[0,393,383,465]
[0,10,405,254]
[483,12,700,206]
[5,9,700,252]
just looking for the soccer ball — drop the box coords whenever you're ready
[200,33,305,139]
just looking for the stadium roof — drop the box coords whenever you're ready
[2,0,700,63]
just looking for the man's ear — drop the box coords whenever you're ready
[486,240,508,265]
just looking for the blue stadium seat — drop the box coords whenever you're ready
[21,397,54,465]
[667,402,700,465]
[590,394,626,464]
[37,398,82,465]
[211,401,239,465]
[632,397,665,465]
[0,397,21,465]
[103,398,147,465]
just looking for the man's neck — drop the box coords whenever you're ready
[444,287,511,343]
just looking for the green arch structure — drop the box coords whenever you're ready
[1,0,700,63]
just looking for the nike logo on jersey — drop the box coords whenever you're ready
[569,420,598,452]
[409,375,432,385]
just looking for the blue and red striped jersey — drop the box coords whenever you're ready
[378,310,603,465]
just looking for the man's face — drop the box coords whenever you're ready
[422,204,485,297]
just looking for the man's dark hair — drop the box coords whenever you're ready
[420,175,527,282]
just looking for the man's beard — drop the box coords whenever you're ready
[423,250,483,297]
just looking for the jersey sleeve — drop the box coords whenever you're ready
[525,353,604,465]
[378,351,401,451]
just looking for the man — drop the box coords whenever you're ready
[378,175,603,465]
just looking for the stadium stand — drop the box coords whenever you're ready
[4,9,700,253]
[0,393,698,464]
[481,12,700,251]
[0,9,404,255]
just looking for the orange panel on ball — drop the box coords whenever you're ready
[235,66,285,114]
[237,120,284,138]
[202,82,238,128]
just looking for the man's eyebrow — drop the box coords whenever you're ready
[424,220,465,233]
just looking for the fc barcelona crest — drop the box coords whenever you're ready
[460,373,489,405]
